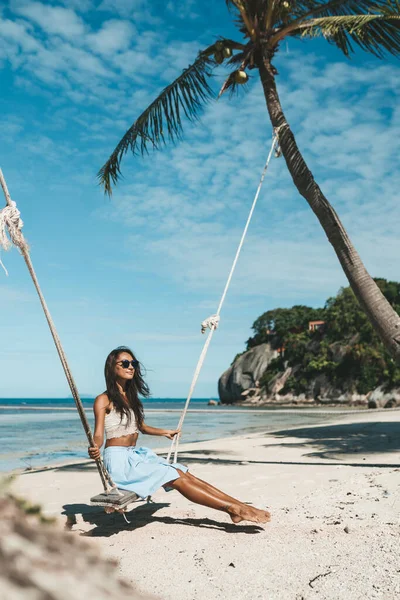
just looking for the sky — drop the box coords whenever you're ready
[0,0,399,399]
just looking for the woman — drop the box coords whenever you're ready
[88,347,271,524]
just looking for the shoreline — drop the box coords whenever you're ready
[8,406,397,475]
[8,408,399,476]
[2,404,398,412]
[4,408,400,477]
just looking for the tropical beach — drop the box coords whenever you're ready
[10,409,400,600]
[1,0,400,599]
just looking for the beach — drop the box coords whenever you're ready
[9,409,400,599]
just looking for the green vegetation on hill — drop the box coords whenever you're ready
[247,279,400,396]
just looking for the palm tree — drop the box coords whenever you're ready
[98,0,400,360]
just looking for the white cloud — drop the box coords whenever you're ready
[111,48,157,80]
[166,0,199,20]
[12,1,86,38]
[56,42,113,77]
[20,134,76,163]
[98,0,199,22]
[87,19,136,55]
[0,21,116,102]
[0,5,206,112]
[0,115,24,138]
[98,0,160,24]
[0,17,40,54]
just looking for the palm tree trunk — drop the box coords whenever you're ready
[258,59,400,361]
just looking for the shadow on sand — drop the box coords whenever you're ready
[267,420,400,460]
[174,420,400,469]
[61,501,263,538]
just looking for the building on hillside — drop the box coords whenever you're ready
[308,320,326,332]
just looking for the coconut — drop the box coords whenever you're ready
[223,47,232,58]
[234,70,248,84]
[214,51,224,64]
[283,1,290,8]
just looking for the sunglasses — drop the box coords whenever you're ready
[117,359,139,369]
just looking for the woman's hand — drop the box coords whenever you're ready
[164,429,180,440]
[88,444,101,460]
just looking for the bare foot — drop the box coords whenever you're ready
[228,504,271,524]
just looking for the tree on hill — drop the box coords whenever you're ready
[247,304,326,347]
[259,279,400,395]
[98,0,400,361]
[325,278,400,343]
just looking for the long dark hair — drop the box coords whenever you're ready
[104,346,150,428]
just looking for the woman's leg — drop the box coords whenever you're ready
[167,471,270,524]
[185,472,248,506]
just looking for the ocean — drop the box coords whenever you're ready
[0,398,353,472]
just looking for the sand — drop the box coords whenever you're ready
[11,411,400,600]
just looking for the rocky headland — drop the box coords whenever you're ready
[218,342,400,408]
[218,280,400,409]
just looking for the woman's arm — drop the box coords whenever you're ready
[88,394,109,460]
[140,423,179,439]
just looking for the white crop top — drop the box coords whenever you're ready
[104,406,139,440]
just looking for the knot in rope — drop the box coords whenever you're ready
[201,314,220,334]
[0,200,25,251]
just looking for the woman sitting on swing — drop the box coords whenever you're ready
[88,347,271,524]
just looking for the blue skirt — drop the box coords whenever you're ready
[103,446,188,499]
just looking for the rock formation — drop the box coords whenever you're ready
[218,343,400,407]
[218,343,278,403]
[368,386,400,409]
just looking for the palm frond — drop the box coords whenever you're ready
[294,9,400,57]
[225,0,258,39]
[266,0,279,29]
[226,0,246,32]
[271,1,397,43]
[98,46,218,194]
[288,1,390,20]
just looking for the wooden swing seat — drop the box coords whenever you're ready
[90,489,139,510]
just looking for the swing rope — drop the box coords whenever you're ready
[167,132,280,464]
[0,168,119,496]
